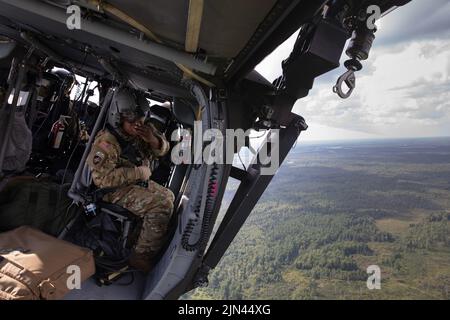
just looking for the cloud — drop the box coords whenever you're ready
[292,38,450,139]
[376,0,450,46]
[257,1,450,82]
[256,1,450,140]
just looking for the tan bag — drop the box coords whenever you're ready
[0,226,95,300]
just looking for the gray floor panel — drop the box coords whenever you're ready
[64,272,146,300]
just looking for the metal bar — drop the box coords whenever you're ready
[22,85,35,116]
[18,31,105,76]
[203,114,305,270]
[0,0,217,75]
[20,32,65,64]
[84,0,161,43]
[229,165,250,181]
[68,88,115,203]
[0,60,26,174]
[226,1,327,83]
[0,73,16,174]
[27,86,38,129]
[225,0,303,81]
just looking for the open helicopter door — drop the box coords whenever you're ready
[199,113,308,284]
[142,84,308,299]
[142,81,231,300]
[66,89,115,206]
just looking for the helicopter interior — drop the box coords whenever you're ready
[0,0,412,300]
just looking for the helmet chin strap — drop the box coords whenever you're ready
[108,121,133,143]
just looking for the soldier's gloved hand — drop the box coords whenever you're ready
[135,166,151,181]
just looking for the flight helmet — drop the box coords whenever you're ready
[108,88,149,130]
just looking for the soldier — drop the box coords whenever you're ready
[86,88,174,272]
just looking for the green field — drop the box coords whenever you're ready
[186,138,450,300]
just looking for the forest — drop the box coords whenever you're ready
[185,138,450,300]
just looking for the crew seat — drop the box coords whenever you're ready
[65,89,139,260]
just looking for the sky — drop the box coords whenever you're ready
[256,1,450,141]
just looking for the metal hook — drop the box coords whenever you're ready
[333,69,356,99]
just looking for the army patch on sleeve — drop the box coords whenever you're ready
[93,151,106,165]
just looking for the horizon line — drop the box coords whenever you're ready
[297,135,450,145]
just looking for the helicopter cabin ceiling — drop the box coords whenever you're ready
[104,0,278,58]
[0,0,334,96]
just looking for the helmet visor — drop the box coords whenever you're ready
[121,109,145,123]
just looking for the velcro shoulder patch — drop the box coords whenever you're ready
[93,151,106,165]
[88,143,112,168]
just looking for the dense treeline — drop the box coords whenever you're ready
[404,212,450,250]
[186,140,450,300]
[193,206,395,299]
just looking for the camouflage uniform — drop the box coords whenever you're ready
[86,123,174,262]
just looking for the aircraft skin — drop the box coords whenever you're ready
[0,0,412,300]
